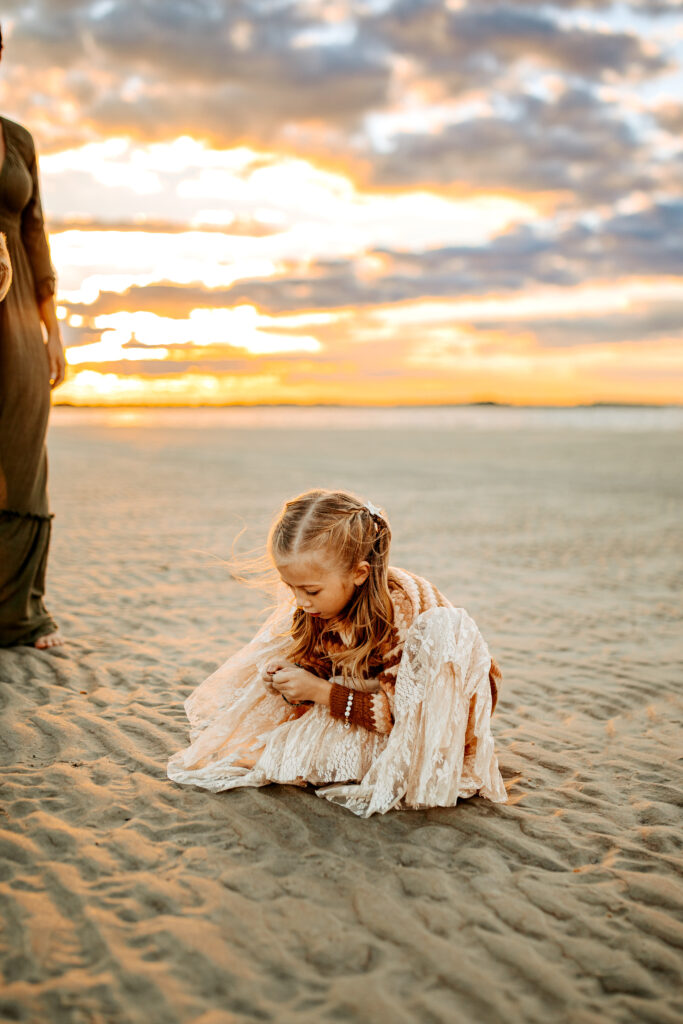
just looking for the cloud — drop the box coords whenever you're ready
[368,87,676,205]
[377,2,668,82]
[4,0,673,158]
[654,100,683,134]
[461,0,680,11]
[4,1,678,244]
[6,0,391,145]
[59,199,683,320]
[48,216,284,237]
[473,299,683,348]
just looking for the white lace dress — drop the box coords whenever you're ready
[167,569,507,817]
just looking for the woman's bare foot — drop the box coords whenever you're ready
[34,630,65,650]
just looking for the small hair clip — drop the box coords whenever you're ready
[365,501,382,518]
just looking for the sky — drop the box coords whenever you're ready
[2,0,682,406]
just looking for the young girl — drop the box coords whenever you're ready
[167,489,507,817]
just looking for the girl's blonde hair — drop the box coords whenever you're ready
[268,489,394,681]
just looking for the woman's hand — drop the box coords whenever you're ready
[263,661,331,706]
[38,295,66,389]
[46,330,66,389]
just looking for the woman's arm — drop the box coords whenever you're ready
[20,131,56,304]
[17,126,64,388]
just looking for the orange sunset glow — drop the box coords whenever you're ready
[2,3,682,406]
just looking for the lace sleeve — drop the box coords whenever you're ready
[317,606,507,816]
[183,597,295,737]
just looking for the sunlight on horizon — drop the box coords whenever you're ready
[33,127,683,408]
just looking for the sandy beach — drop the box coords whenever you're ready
[1,405,681,1024]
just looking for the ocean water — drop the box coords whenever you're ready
[51,403,683,432]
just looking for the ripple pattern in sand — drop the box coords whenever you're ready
[0,416,681,1023]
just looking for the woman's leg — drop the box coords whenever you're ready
[0,512,58,646]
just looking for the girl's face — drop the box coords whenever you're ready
[276,550,369,620]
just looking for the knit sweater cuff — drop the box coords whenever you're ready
[489,657,502,714]
[329,683,393,734]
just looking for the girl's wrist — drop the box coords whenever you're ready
[316,680,332,706]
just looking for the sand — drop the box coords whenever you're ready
[1,406,681,1024]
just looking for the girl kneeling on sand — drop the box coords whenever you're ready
[167,489,507,817]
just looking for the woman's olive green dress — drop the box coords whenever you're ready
[0,116,58,646]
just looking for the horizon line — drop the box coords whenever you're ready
[51,401,683,410]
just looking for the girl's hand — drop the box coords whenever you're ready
[264,661,331,706]
[262,660,285,688]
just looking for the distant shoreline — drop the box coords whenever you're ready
[51,401,682,410]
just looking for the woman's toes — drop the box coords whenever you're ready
[34,630,65,650]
